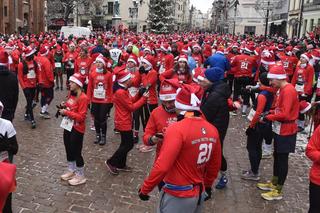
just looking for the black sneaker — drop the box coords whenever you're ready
[94,135,101,144]
[31,120,36,129]
[24,114,31,121]
[40,111,51,119]
[99,135,106,146]
[105,161,119,175]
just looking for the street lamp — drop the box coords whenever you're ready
[233,0,239,37]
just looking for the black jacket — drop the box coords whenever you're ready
[200,80,231,142]
[0,66,19,121]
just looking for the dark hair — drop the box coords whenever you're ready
[174,61,190,74]
[259,72,270,86]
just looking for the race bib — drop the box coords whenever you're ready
[0,151,9,162]
[272,121,281,135]
[27,69,36,79]
[55,62,62,68]
[128,87,139,97]
[80,68,86,75]
[60,117,74,132]
[93,88,106,99]
[247,108,256,122]
[295,84,304,93]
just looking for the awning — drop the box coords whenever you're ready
[269,19,286,25]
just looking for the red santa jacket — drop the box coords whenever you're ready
[159,54,174,74]
[113,87,147,131]
[127,68,141,98]
[226,52,237,75]
[75,56,93,82]
[87,69,113,104]
[0,162,16,210]
[291,64,315,95]
[64,92,89,134]
[306,126,320,185]
[159,68,192,84]
[143,106,177,160]
[17,60,38,89]
[279,55,299,77]
[231,54,257,78]
[141,69,158,105]
[63,51,78,69]
[266,83,299,136]
[192,53,204,67]
[35,56,54,88]
[8,50,20,72]
[141,116,221,198]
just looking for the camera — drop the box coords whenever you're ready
[55,104,66,118]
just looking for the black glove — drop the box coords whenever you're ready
[139,66,146,74]
[138,189,150,201]
[245,127,255,136]
[204,187,212,201]
[138,87,147,96]
[259,111,270,123]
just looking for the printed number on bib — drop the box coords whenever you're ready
[55,62,62,68]
[295,84,304,93]
[94,88,106,99]
[60,117,74,132]
[247,108,256,121]
[27,69,36,79]
[197,143,213,164]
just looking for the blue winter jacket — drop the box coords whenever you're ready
[204,53,230,72]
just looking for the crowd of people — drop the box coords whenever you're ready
[0,31,320,213]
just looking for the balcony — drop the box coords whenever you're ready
[304,0,320,11]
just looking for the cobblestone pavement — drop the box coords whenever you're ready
[10,86,311,213]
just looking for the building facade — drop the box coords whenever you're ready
[300,0,320,37]
[0,0,45,34]
[268,0,289,37]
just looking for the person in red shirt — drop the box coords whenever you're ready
[226,44,240,92]
[36,46,55,119]
[141,79,178,155]
[158,44,174,74]
[192,43,204,67]
[74,47,93,93]
[87,56,113,146]
[138,84,221,212]
[63,43,78,89]
[105,69,148,175]
[231,45,258,116]
[159,54,192,84]
[279,46,298,81]
[17,46,38,129]
[306,125,320,213]
[291,53,315,131]
[257,64,299,201]
[58,73,89,186]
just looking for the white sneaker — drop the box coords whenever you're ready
[61,171,75,181]
[68,174,87,186]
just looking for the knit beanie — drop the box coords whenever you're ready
[204,67,224,83]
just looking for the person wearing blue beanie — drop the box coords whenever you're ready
[200,66,231,190]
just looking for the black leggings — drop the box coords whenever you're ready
[3,193,12,213]
[133,104,158,132]
[63,129,84,167]
[233,77,251,105]
[108,130,133,168]
[309,181,320,213]
[220,130,227,172]
[23,88,36,121]
[227,74,234,93]
[273,152,289,186]
[66,68,74,86]
[40,87,54,107]
[91,103,113,135]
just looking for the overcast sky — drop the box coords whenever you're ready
[190,0,212,13]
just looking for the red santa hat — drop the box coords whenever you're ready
[300,53,311,62]
[141,55,154,69]
[144,46,151,53]
[192,67,205,82]
[285,46,293,56]
[267,64,287,79]
[175,84,202,111]
[216,46,225,54]
[261,49,275,65]
[299,100,311,114]
[277,44,284,51]
[178,54,188,63]
[192,43,201,50]
[127,54,139,65]
[69,73,85,88]
[95,55,107,67]
[0,51,9,66]
[244,44,254,53]
[311,49,320,60]
[5,42,14,50]
[159,79,180,101]
[161,43,171,52]
[56,45,62,53]
[39,46,49,56]
[24,46,36,57]
[116,69,131,83]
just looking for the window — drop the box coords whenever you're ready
[244,26,256,35]
[4,6,7,17]
[303,19,308,35]
[310,19,314,31]
[108,2,113,15]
